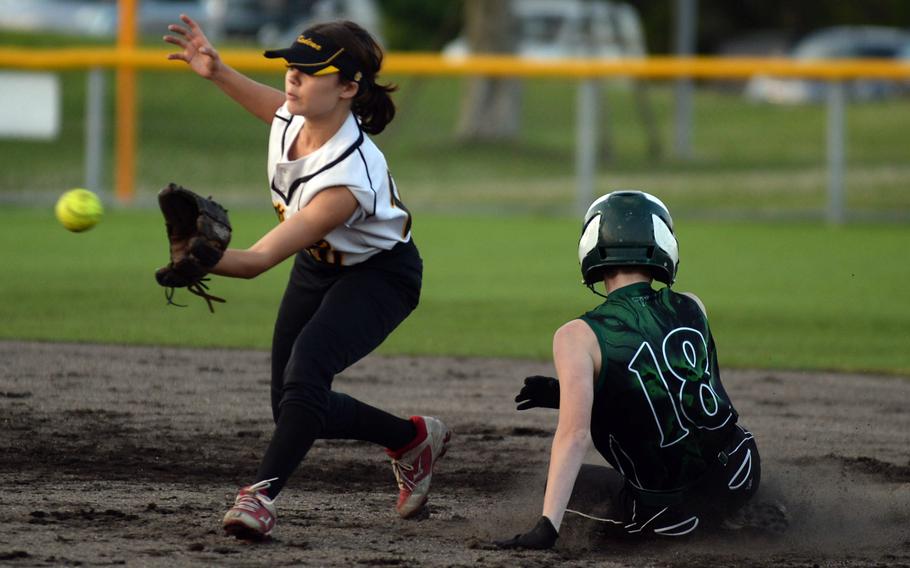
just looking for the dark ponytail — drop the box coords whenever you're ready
[310,21,396,135]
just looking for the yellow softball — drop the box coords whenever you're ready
[55,188,103,232]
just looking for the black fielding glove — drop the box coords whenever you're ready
[154,183,232,313]
[515,375,560,410]
[494,516,559,550]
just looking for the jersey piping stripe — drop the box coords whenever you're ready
[271,126,365,205]
[727,449,752,490]
[355,147,377,217]
[626,507,668,533]
[388,173,412,239]
[653,516,699,536]
[277,112,293,159]
[727,426,753,456]
[609,435,644,489]
[564,509,624,525]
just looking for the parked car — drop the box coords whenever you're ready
[442,0,646,59]
[208,0,315,39]
[745,26,910,104]
[0,0,211,37]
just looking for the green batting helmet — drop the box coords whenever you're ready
[578,191,679,286]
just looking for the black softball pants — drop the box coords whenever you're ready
[255,240,422,497]
[565,425,761,537]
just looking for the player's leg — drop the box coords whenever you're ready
[255,241,425,498]
[224,259,420,539]
[626,427,763,538]
[588,432,700,539]
[269,253,335,423]
[561,464,629,538]
[317,242,450,518]
[567,464,626,517]
[223,253,335,540]
[715,425,788,533]
[321,391,415,446]
[549,463,702,543]
[721,424,761,513]
[320,390,452,518]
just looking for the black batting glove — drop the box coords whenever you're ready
[494,516,559,550]
[515,375,560,410]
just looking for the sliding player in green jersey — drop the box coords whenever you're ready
[496,191,784,550]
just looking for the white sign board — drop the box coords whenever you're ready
[0,71,61,140]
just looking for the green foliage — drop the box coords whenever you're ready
[627,0,910,53]
[1,208,907,374]
[380,0,463,51]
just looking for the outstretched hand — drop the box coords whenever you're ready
[515,375,560,410]
[163,14,222,79]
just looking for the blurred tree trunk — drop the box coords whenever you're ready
[456,0,522,140]
[606,4,663,161]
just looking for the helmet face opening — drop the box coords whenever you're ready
[578,191,679,286]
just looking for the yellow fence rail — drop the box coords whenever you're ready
[2,49,910,79]
[2,46,908,219]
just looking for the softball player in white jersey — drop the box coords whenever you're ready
[268,103,412,265]
[164,16,450,541]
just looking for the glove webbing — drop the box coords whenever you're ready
[163,278,226,314]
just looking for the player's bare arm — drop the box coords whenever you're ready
[212,186,358,279]
[496,320,599,549]
[541,320,599,530]
[164,14,284,123]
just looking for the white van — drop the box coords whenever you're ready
[443,0,646,59]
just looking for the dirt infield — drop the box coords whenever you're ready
[1,341,908,567]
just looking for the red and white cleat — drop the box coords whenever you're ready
[387,416,452,518]
[222,477,278,540]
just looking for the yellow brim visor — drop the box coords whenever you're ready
[264,38,361,82]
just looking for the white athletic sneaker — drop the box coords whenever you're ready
[386,416,452,518]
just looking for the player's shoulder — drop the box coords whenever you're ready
[273,102,293,123]
[355,124,386,161]
[553,319,600,367]
[554,319,598,347]
[677,291,708,319]
[268,103,298,147]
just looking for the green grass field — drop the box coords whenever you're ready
[1,207,907,375]
[2,37,908,374]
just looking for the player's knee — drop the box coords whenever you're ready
[278,383,330,430]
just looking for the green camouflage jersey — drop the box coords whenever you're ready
[579,282,738,495]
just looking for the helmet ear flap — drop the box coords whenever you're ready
[578,213,601,266]
[651,213,679,280]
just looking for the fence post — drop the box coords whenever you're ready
[114,0,138,204]
[85,68,105,195]
[576,79,600,214]
[673,0,696,160]
[826,80,846,225]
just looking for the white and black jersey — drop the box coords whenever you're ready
[267,104,412,266]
